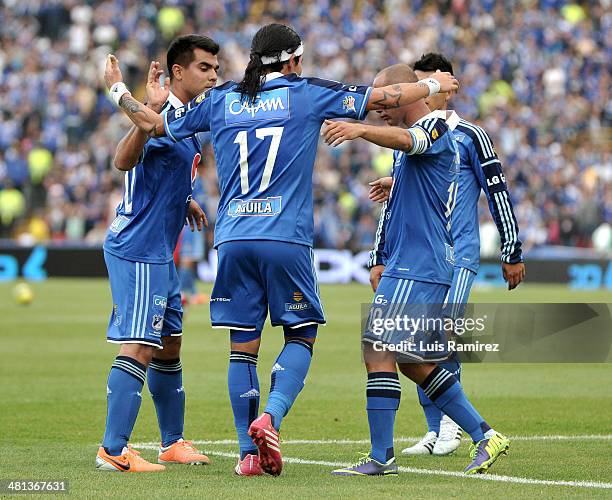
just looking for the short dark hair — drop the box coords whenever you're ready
[413,53,454,75]
[167,34,219,79]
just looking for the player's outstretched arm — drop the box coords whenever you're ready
[104,55,166,137]
[113,61,170,170]
[323,120,414,151]
[365,72,458,111]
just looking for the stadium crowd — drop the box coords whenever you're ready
[0,0,610,255]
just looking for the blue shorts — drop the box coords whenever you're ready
[364,277,450,362]
[179,226,205,261]
[444,266,477,319]
[210,240,325,336]
[104,250,183,349]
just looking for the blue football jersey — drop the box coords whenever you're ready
[164,72,372,247]
[452,117,523,271]
[104,93,202,264]
[381,111,460,286]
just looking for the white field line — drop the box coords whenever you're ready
[133,434,612,448]
[159,449,612,490]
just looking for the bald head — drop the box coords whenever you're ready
[374,63,418,88]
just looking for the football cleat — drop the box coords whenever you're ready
[332,453,398,476]
[235,453,264,476]
[401,431,437,455]
[158,438,211,465]
[433,415,462,456]
[96,445,165,472]
[248,413,283,476]
[464,432,510,474]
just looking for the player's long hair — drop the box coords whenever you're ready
[236,23,302,104]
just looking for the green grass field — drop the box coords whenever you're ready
[1,280,611,498]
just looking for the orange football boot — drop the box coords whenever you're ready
[96,445,165,472]
[158,439,211,465]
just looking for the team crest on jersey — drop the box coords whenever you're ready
[112,304,122,327]
[152,314,164,332]
[228,196,282,217]
[293,291,304,302]
[342,95,356,113]
[225,88,289,124]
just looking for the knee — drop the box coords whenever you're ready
[158,336,182,359]
[118,343,156,366]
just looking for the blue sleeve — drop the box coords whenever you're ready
[305,78,372,121]
[164,90,212,143]
[463,126,523,264]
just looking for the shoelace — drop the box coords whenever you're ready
[349,452,372,468]
[179,440,198,453]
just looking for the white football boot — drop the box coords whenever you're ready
[401,431,437,455]
[432,415,462,455]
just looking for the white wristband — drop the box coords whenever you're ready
[109,82,131,107]
[418,77,441,96]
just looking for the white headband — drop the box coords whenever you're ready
[260,43,304,65]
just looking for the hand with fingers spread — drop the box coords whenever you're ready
[502,262,525,290]
[322,120,365,147]
[186,199,208,232]
[146,60,170,112]
[368,177,393,203]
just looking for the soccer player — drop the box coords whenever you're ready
[323,64,510,476]
[368,53,525,457]
[102,23,458,476]
[96,35,219,472]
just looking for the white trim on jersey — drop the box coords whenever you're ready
[107,339,163,349]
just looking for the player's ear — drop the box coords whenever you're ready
[172,63,183,81]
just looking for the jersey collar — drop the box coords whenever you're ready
[414,109,460,131]
[445,110,460,131]
[167,91,184,109]
[263,72,285,83]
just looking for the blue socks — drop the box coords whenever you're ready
[264,338,313,431]
[103,356,145,456]
[419,366,488,442]
[367,371,401,463]
[228,350,260,459]
[148,357,185,447]
[417,357,461,434]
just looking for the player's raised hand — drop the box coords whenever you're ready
[104,54,124,90]
[369,177,393,203]
[502,262,525,290]
[322,120,364,147]
[431,70,459,93]
[186,199,208,232]
[146,61,170,112]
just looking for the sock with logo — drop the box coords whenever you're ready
[367,371,401,463]
[102,356,146,456]
[148,357,185,448]
[419,366,489,443]
[416,357,461,434]
[228,350,260,459]
[264,330,315,431]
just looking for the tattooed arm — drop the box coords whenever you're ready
[365,72,458,111]
[105,55,166,138]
